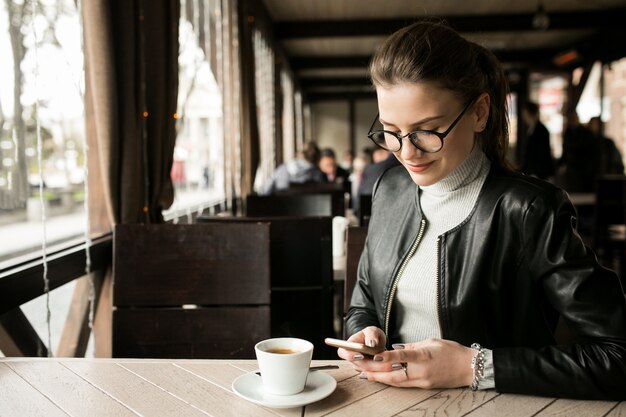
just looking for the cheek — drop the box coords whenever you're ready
[440,134,475,169]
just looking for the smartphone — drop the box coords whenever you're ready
[324,337,385,356]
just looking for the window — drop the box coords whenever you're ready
[165,0,225,221]
[0,0,86,267]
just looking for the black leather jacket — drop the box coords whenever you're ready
[346,165,626,400]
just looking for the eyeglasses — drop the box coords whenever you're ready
[367,98,476,153]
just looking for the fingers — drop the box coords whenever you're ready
[339,326,387,370]
[346,326,384,347]
[357,339,476,389]
[359,365,413,387]
[354,343,431,372]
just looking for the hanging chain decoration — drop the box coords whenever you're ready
[74,0,94,332]
[30,0,53,357]
[139,0,151,223]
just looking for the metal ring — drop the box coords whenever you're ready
[401,363,408,378]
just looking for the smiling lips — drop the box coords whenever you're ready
[406,161,435,173]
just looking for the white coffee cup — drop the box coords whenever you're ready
[254,337,314,395]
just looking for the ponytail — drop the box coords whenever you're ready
[474,45,514,171]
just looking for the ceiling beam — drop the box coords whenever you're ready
[306,91,376,102]
[300,77,371,88]
[275,9,626,39]
[291,56,371,70]
[292,48,560,70]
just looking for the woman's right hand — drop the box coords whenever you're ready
[337,326,387,365]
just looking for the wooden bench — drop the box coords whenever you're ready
[113,223,271,358]
[197,216,335,358]
[246,193,338,217]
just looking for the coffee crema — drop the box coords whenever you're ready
[265,348,299,354]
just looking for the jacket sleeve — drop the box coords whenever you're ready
[493,190,626,400]
[344,239,381,338]
[344,174,388,338]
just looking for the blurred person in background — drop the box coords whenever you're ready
[520,101,554,180]
[557,111,599,192]
[319,148,351,185]
[588,116,624,175]
[260,141,326,195]
[340,149,354,173]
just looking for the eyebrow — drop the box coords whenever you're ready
[379,114,446,130]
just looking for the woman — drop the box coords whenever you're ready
[340,21,626,400]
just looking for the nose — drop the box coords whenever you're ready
[399,137,423,160]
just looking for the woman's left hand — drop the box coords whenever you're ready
[356,338,476,389]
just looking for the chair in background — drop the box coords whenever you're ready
[284,182,346,217]
[246,193,335,217]
[358,194,372,227]
[197,215,335,358]
[113,223,271,358]
[342,226,368,338]
[593,175,626,286]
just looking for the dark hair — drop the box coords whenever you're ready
[302,141,321,164]
[369,20,512,170]
[320,148,337,159]
[523,101,540,116]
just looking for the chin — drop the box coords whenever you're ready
[408,171,438,187]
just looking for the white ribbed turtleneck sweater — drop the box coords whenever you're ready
[394,145,495,389]
[395,145,490,341]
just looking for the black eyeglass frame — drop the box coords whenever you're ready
[367,98,476,153]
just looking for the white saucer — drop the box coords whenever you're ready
[231,371,337,409]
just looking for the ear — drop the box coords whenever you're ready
[473,93,490,133]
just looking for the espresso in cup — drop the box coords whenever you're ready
[264,347,300,354]
[255,337,314,395]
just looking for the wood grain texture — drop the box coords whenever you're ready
[6,361,137,416]
[606,402,626,417]
[322,384,441,417]
[534,398,617,416]
[396,389,499,417]
[305,375,391,417]
[0,359,621,416]
[121,361,279,417]
[0,363,68,417]
[464,393,555,417]
[62,361,208,417]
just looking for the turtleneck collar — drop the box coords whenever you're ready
[419,145,490,196]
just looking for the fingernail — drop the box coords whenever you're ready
[366,339,376,347]
[359,372,368,379]
[373,355,383,362]
[353,354,364,360]
[392,343,405,350]
[391,363,403,370]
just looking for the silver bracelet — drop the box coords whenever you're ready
[469,343,485,391]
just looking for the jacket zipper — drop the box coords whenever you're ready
[436,237,443,337]
[384,218,427,337]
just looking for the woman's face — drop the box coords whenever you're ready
[376,82,487,187]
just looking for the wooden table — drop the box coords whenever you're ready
[1,358,623,416]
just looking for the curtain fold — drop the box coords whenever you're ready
[238,1,260,198]
[83,0,179,225]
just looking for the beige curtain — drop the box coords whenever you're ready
[83,0,179,225]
